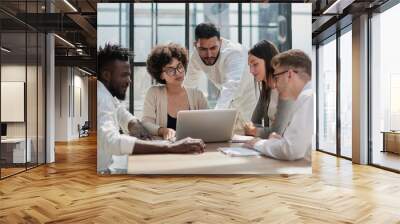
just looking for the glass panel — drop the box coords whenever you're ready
[157,26,185,46]
[27,31,38,169]
[133,27,151,62]
[371,4,400,171]
[189,3,239,53]
[38,33,45,165]
[157,4,185,25]
[318,37,337,154]
[97,3,121,25]
[340,29,352,158]
[134,3,152,25]
[1,30,28,177]
[133,67,152,118]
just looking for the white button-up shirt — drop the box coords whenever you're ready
[184,38,257,124]
[97,81,137,173]
[253,81,314,161]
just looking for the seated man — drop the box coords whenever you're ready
[97,44,205,173]
[243,49,313,161]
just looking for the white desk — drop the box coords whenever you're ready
[127,142,311,175]
[1,138,31,163]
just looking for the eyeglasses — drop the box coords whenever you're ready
[163,63,184,76]
[272,70,298,81]
[272,70,289,81]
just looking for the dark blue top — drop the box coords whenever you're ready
[167,114,177,130]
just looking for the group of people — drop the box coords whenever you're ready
[97,22,314,173]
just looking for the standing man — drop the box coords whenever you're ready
[243,49,314,161]
[97,44,205,173]
[183,22,257,128]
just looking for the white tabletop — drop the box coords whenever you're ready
[127,142,311,175]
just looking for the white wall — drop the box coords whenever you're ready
[54,67,89,141]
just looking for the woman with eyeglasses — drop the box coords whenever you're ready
[142,43,208,140]
[244,40,295,138]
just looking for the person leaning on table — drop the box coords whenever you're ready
[243,49,314,162]
[97,44,205,173]
[142,43,208,140]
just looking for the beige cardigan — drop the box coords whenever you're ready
[142,85,209,135]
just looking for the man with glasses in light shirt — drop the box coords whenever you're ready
[183,22,257,129]
[243,49,314,161]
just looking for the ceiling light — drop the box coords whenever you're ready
[63,0,78,12]
[54,34,75,48]
[1,47,11,53]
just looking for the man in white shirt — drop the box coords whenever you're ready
[243,49,314,161]
[97,44,205,173]
[183,23,257,128]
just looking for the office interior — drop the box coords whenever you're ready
[0,0,399,222]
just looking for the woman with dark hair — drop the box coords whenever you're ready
[142,43,208,140]
[244,40,295,138]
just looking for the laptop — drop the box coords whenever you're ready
[175,109,237,143]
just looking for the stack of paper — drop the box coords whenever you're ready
[218,147,261,157]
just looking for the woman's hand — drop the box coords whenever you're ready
[158,127,176,140]
[244,122,257,136]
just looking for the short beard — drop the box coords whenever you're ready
[109,84,126,101]
[200,51,220,66]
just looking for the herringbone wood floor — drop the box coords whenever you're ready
[1,135,400,224]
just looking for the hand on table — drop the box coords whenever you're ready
[168,137,205,154]
[242,138,261,149]
[243,122,257,136]
[158,127,176,141]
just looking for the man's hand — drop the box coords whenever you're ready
[128,120,153,140]
[243,122,257,136]
[242,138,261,149]
[168,137,205,154]
[158,127,176,141]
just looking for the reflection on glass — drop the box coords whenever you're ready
[318,37,337,154]
[371,4,400,171]
[1,31,28,177]
[340,29,352,158]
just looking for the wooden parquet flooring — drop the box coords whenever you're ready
[1,135,400,223]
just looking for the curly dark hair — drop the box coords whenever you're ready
[146,43,188,84]
[97,43,131,81]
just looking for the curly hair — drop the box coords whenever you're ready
[146,43,188,84]
[97,43,132,81]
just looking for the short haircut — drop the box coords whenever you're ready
[195,22,220,41]
[97,44,131,80]
[146,43,188,84]
[271,49,312,78]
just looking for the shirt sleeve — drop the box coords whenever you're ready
[214,51,245,109]
[98,102,136,156]
[252,95,313,161]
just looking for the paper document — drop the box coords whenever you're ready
[231,134,254,143]
[218,147,261,157]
